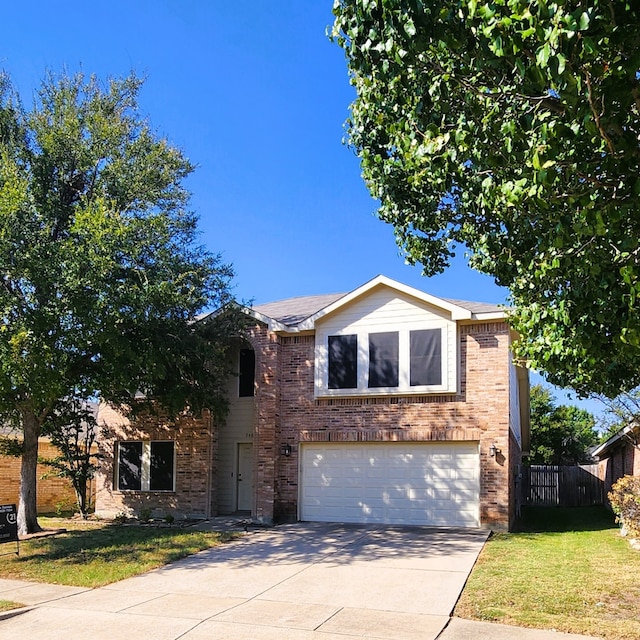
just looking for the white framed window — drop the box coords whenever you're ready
[116,441,175,492]
[316,324,454,397]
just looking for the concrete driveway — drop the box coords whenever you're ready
[0,523,488,640]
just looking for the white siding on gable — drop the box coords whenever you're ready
[314,287,458,396]
[509,353,522,447]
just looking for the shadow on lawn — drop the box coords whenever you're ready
[12,525,231,566]
[515,505,617,533]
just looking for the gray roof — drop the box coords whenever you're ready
[254,293,345,326]
[0,401,99,438]
[443,298,503,315]
[252,291,502,327]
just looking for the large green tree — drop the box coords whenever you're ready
[332,1,640,397]
[529,384,598,464]
[0,71,240,534]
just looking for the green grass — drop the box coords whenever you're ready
[456,507,640,640]
[0,517,237,588]
[0,600,23,612]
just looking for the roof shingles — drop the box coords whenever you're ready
[252,290,501,327]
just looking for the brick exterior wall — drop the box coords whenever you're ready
[95,318,519,531]
[598,438,640,502]
[270,321,514,530]
[0,440,96,514]
[248,324,279,524]
[94,405,214,520]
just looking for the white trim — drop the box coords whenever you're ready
[592,424,638,459]
[141,442,151,490]
[467,311,505,321]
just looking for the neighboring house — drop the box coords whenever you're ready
[0,433,97,514]
[594,423,640,498]
[94,275,530,531]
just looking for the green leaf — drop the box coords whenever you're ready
[536,42,551,66]
[404,18,416,37]
[578,11,590,31]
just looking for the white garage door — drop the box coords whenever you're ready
[300,442,479,527]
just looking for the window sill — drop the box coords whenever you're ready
[315,386,456,399]
[114,489,176,494]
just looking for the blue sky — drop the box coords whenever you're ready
[1,1,605,419]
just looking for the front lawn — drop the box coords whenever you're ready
[0,517,236,588]
[456,507,640,640]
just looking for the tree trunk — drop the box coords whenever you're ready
[17,406,42,535]
[73,479,88,519]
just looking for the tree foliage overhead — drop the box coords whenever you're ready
[0,71,241,532]
[529,384,598,464]
[332,1,640,397]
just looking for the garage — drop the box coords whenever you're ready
[299,442,480,527]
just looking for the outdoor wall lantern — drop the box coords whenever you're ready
[489,443,501,458]
[280,443,292,457]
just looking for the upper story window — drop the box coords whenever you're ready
[410,329,441,386]
[368,332,399,388]
[238,348,255,397]
[328,335,357,389]
[317,325,453,396]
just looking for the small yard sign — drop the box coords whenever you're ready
[0,504,19,555]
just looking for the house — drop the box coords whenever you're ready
[0,433,97,515]
[1,402,99,515]
[94,275,530,531]
[594,423,640,498]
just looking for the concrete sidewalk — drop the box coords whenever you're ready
[0,522,602,640]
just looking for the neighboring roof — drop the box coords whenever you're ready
[247,275,505,331]
[592,422,640,460]
[0,401,99,439]
[0,425,20,437]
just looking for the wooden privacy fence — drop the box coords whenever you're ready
[521,464,604,507]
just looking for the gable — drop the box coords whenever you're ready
[314,286,458,397]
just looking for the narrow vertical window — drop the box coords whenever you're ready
[239,348,255,397]
[410,329,442,386]
[117,442,142,490]
[368,331,399,387]
[328,334,357,389]
[150,441,175,491]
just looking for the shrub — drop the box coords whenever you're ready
[609,475,640,538]
[138,507,153,523]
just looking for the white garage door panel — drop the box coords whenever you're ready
[300,442,479,527]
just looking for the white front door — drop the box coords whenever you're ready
[236,443,254,512]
